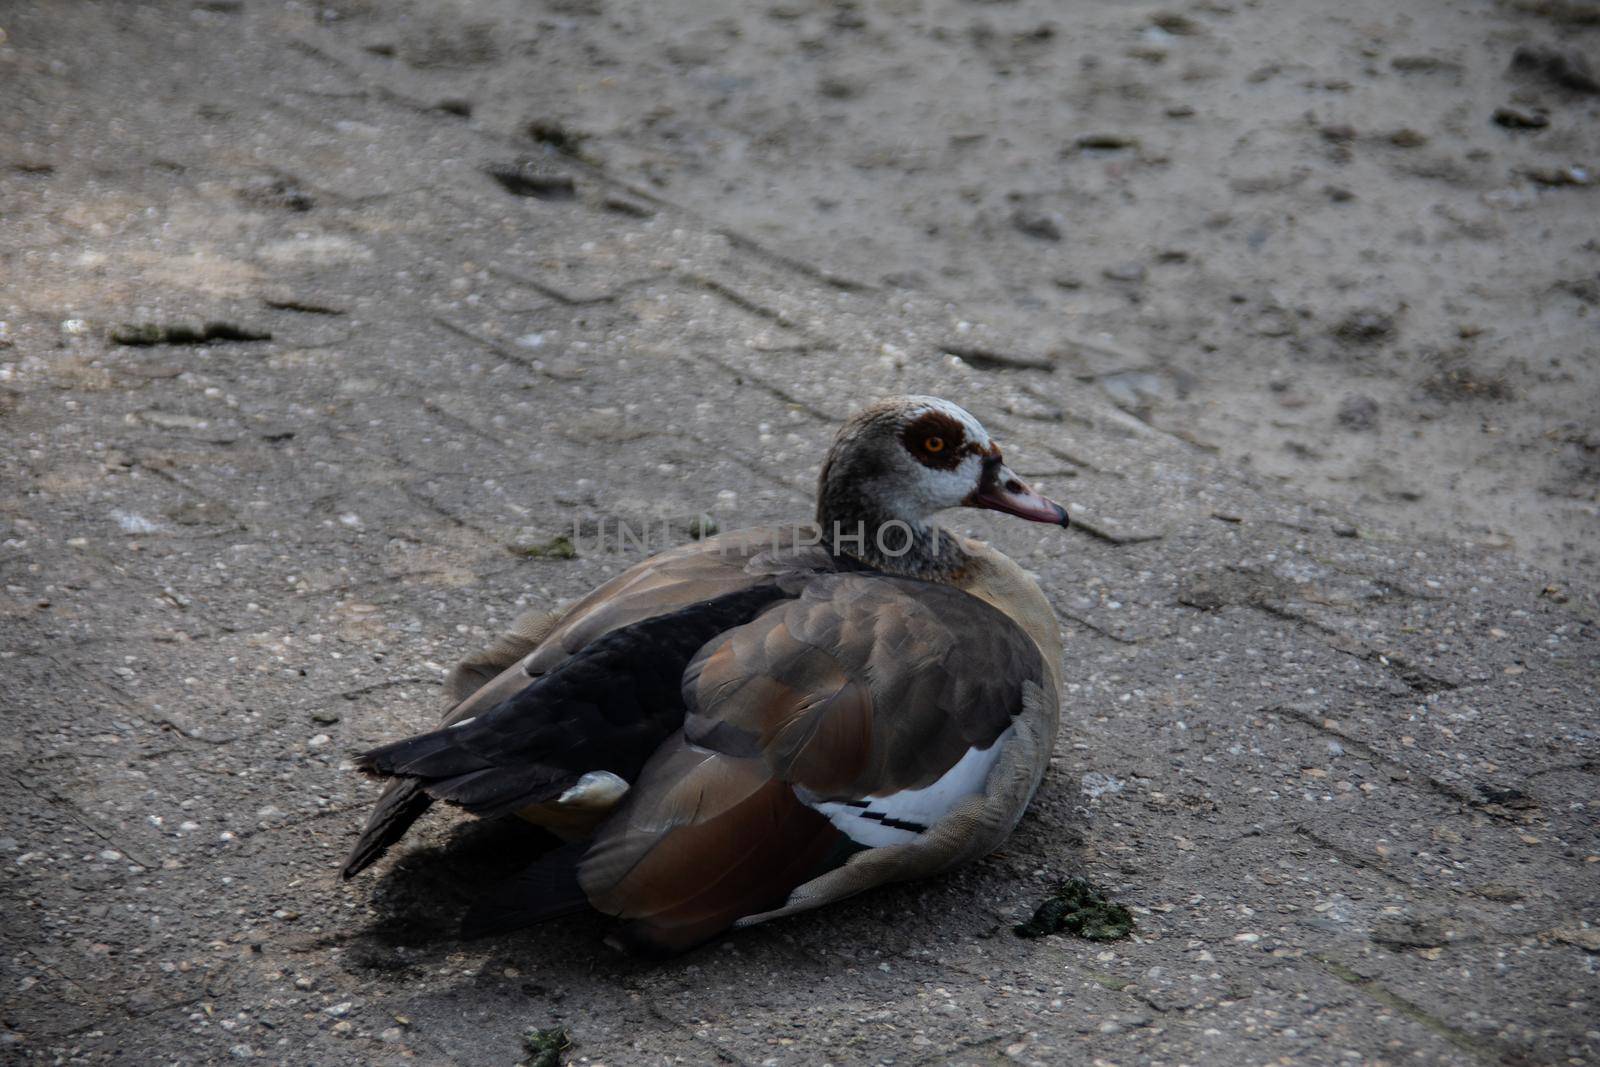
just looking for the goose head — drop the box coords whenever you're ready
[816,396,1068,566]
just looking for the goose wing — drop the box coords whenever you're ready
[341,527,825,877]
[472,573,1053,953]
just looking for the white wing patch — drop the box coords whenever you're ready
[806,729,1010,847]
[556,770,630,809]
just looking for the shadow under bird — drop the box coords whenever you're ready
[342,396,1070,954]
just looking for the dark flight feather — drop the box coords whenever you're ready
[351,583,794,818]
[339,780,433,879]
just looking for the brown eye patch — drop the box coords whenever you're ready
[900,411,969,470]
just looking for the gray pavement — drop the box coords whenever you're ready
[1,3,1597,1064]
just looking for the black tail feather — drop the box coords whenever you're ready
[341,780,434,879]
[419,765,573,818]
[353,732,573,818]
[354,727,500,780]
[350,583,791,822]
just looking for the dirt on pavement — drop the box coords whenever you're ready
[333,0,1600,585]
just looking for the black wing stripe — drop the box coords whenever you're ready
[855,809,927,832]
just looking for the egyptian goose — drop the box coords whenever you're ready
[342,396,1069,954]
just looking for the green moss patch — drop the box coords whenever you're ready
[1014,878,1134,941]
[511,535,577,560]
[520,1026,571,1067]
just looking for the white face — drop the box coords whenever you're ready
[866,398,995,520]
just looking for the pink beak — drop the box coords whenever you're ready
[965,462,1070,527]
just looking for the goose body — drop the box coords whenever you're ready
[343,397,1069,953]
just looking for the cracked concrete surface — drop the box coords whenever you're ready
[2,2,1597,1065]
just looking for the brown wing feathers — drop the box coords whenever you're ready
[556,576,1044,952]
[571,743,848,955]
[605,779,842,955]
[683,576,1035,798]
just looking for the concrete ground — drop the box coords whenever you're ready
[1,2,1597,1065]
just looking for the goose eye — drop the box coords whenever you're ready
[923,436,945,453]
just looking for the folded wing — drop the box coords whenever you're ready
[566,573,1050,952]
[351,583,793,817]
[341,528,823,877]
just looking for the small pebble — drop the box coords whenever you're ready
[1011,209,1063,241]
[1076,132,1138,150]
[1492,107,1548,130]
[1336,394,1380,431]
